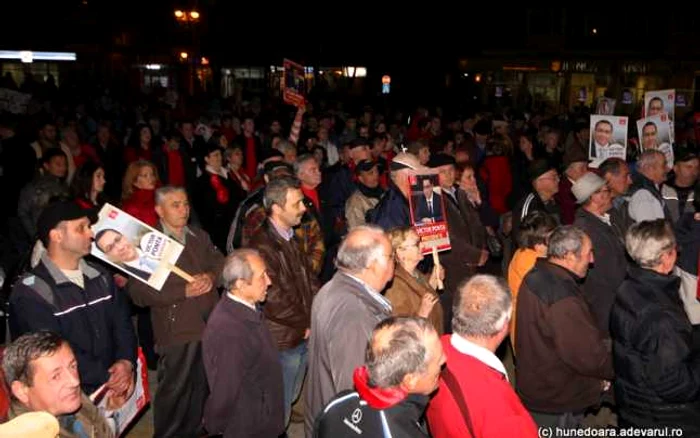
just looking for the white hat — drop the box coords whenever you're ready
[572,172,606,204]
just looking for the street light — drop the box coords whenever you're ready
[180,51,189,60]
[189,11,200,20]
[174,10,184,18]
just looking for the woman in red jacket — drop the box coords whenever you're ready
[124,124,156,164]
[479,134,513,215]
[121,159,160,227]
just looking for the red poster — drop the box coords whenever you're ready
[407,174,451,255]
[282,59,306,108]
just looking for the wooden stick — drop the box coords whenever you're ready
[168,264,194,283]
[431,247,444,290]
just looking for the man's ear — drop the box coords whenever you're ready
[399,372,419,393]
[48,228,62,245]
[154,205,163,219]
[11,381,30,406]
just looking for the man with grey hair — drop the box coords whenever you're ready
[628,149,671,222]
[314,316,445,438]
[202,249,284,437]
[427,275,538,438]
[304,225,396,437]
[610,220,700,433]
[295,153,327,276]
[128,185,224,438]
[573,172,627,335]
[516,225,614,428]
[276,138,298,164]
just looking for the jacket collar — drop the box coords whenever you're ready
[40,254,100,285]
[628,265,681,296]
[353,366,407,410]
[535,258,582,282]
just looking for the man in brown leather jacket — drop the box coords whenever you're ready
[249,176,320,430]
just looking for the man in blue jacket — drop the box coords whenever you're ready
[10,200,137,398]
[368,152,424,230]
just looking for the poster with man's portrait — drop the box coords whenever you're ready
[91,204,185,291]
[637,114,674,168]
[282,58,306,108]
[644,89,675,120]
[408,174,451,255]
[589,115,628,161]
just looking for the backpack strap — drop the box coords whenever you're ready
[441,366,475,437]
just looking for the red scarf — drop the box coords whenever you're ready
[244,136,257,180]
[301,186,320,211]
[165,145,186,187]
[352,366,407,410]
[210,173,229,204]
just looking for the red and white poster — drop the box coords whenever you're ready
[282,59,306,108]
[408,174,451,255]
[91,348,151,437]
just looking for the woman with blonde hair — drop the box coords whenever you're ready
[121,159,160,227]
[384,226,444,334]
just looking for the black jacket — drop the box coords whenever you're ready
[610,266,700,433]
[574,209,628,334]
[226,187,264,253]
[676,212,700,275]
[10,255,137,394]
[314,391,430,438]
[512,192,560,248]
[368,183,411,231]
[194,172,244,253]
[202,296,284,438]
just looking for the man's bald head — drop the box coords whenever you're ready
[336,225,394,291]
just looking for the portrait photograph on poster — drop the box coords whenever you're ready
[637,114,674,167]
[644,89,676,120]
[589,115,628,161]
[407,174,451,255]
[90,204,186,291]
[282,58,306,107]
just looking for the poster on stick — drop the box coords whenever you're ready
[637,114,674,167]
[282,59,306,107]
[91,204,187,290]
[408,174,451,255]
[589,115,628,161]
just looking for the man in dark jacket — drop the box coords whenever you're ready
[512,159,561,247]
[314,316,445,438]
[628,149,671,223]
[431,154,488,333]
[368,152,423,230]
[610,220,700,434]
[202,249,284,438]
[516,225,613,427]
[572,172,627,335]
[249,176,319,428]
[10,201,137,396]
[128,186,224,438]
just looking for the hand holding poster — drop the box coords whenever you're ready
[91,204,187,290]
[644,89,675,120]
[282,59,306,108]
[589,115,628,161]
[408,174,451,255]
[91,348,150,437]
[636,114,674,167]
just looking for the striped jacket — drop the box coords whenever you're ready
[9,254,137,394]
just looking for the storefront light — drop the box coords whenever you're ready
[146,64,162,70]
[0,50,77,62]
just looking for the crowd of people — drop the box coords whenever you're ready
[0,74,699,438]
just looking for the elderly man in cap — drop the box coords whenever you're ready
[345,159,384,229]
[304,225,396,437]
[555,147,590,224]
[368,152,424,230]
[512,159,561,247]
[10,200,137,397]
[573,172,628,336]
[314,317,445,438]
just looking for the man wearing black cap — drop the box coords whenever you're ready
[661,148,698,223]
[10,200,137,398]
[512,159,561,247]
[345,160,384,229]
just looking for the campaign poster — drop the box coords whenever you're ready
[596,97,616,115]
[589,115,628,161]
[282,59,306,108]
[644,89,675,120]
[637,114,674,168]
[91,204,185,291]
[407,174,451,255]
[91,348,151,437]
